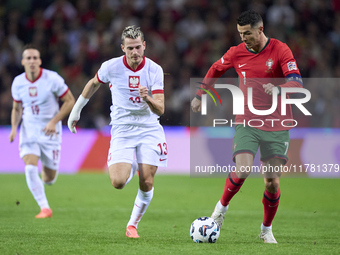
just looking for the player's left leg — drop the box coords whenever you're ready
[260,158,284,244]
[126,164,157,238]
[42,166,58,185]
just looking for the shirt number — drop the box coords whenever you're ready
[31,105,40,115]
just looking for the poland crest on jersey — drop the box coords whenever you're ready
[129,76,140,88]
[29,86,38,97]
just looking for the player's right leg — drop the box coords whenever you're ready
[212,125,258,227]
[108,162,137,189]
[22,148,51,218]
[211,153,253,227]
[107,125,139,189]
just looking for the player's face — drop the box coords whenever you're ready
[21,49,42,74]
[237,24,262,51]
[121,36,146,67]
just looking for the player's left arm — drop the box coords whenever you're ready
[43,90,75,135]
[139,86,164,116]
[263,44,303,95]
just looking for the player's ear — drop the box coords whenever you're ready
[121,43,125,53]
[143,41,146,50]
[258,25,264,34]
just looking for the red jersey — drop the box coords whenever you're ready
[197,38,303,131]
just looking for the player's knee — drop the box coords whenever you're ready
[139,179,153,191]
[110,178,125,189]
[265,180,280,193]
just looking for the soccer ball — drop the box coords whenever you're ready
[190,216,220,243]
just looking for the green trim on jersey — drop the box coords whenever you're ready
[246,37,270,54]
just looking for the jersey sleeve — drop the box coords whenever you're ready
[278,43,303,89]
[151,65,164,94]
[96,61,110,84]
[197,47,235,97]
[11,78,21,102]
[51,73,69,98]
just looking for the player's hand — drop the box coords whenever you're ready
[263,83,278,95]
[139,85,149,101]
[67,95,89,134]
[67,109,80,134]
[43,121,57,137]
[191,97,201,113]
[9,129,17,143]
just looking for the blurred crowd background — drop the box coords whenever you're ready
[0,0,339,128]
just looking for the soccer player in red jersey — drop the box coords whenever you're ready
[191,10,303,243]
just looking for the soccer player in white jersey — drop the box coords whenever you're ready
[9,45,75,218]
[68,26,167,238]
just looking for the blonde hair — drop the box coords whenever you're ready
[121,25,144,44]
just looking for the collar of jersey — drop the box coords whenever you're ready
[123,55,145,72]
[25,67,43,83]
[246,37,270,54]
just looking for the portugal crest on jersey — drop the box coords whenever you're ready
[265,58,274,73]
[129,76,140,88]
[29,86,38,97]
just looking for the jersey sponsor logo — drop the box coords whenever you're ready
[238,63,247,68]
[29,87,38,97]
[287,61,297,71]
[265,58,274,73]
[129,76,140,88]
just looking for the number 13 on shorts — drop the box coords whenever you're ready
[157,142,168,163]
[158,142,167,156]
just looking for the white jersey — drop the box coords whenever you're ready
[97,56,164,126]
[11,68,69,144]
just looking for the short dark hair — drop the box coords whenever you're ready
[237,10,263,27]
[23,44,39,52]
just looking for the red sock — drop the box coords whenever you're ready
[262,188,281,227]
[220,172,245,206]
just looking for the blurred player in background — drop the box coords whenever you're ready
[191,10,303,243]
[9,45,75,218]
[68,25,167,238]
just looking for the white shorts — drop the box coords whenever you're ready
[107,124,167,167]
[20,142,61,170]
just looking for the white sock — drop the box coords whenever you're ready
[127,187,154,228]
[125,160,138,186]
[25,165,50,209]
[215,200,229,214]
[261,223,272,231]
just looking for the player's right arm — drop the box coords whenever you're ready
[191,48,235,113]
[67,74,102,133]
[9,101,23,142]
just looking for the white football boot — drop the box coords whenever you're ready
[211,201,228,227]
[259,224,277,243]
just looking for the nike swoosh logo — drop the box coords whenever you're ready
[159,158,167,161]
[228,188,237,192]
[268,204,278,208]
[238,64,247,68]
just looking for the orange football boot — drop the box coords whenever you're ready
[126,225,139,238]
[35,208,53,218]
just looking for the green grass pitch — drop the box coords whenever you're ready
[1,173,339,255]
